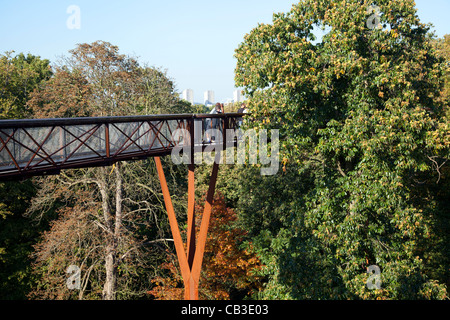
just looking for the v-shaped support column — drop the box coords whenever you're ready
[154,153,220,300]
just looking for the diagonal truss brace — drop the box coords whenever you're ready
[154,152,220,300]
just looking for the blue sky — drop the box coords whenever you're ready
[0,0,449,104]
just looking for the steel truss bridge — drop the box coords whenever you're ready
[0,113,245,300]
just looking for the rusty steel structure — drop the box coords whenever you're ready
[0,112,244,300]
[0,113,241,179]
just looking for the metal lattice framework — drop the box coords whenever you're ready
[0,113,241,180]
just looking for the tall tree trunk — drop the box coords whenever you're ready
[98,167,116,300]
[100,164,123,300]
[114,163,123,240]
[103,242,117,300]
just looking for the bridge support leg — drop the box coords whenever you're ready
[154,153,220,300]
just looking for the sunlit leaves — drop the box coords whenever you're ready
[0,52,52,119]
[234,0,449,299]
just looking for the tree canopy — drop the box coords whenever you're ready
[234,0,449,299]
[0,52,51,299]
[0,52,52,119]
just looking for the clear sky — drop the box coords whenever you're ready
[0,0,449,104]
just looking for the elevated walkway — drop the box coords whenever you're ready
[0,113,243,180]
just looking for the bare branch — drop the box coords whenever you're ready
[427,156,448,183]
[337,160,347,177]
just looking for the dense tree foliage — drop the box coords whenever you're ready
[234,0,449,299]
[0,52,52,299]
[0,180,39,299]
[0,52,52,119]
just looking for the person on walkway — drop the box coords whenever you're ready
[205,103,222,143]
[237,103,247,128]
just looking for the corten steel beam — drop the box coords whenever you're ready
[154,156,191,286]
[190,153,220,299]
[154,151,221,300]
[0,113,243,180]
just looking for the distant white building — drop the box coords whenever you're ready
[204,90,215,106]
[233,89,242,103]
[182,89,194,105]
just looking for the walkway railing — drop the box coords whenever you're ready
[0,113,243,180]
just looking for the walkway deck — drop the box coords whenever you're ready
[0,113,243,180]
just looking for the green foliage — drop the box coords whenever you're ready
[0,52,52,119]
[234,0,449,299]
[0,52,52,299]
[0,180,40,299]
[432,34,450,119]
